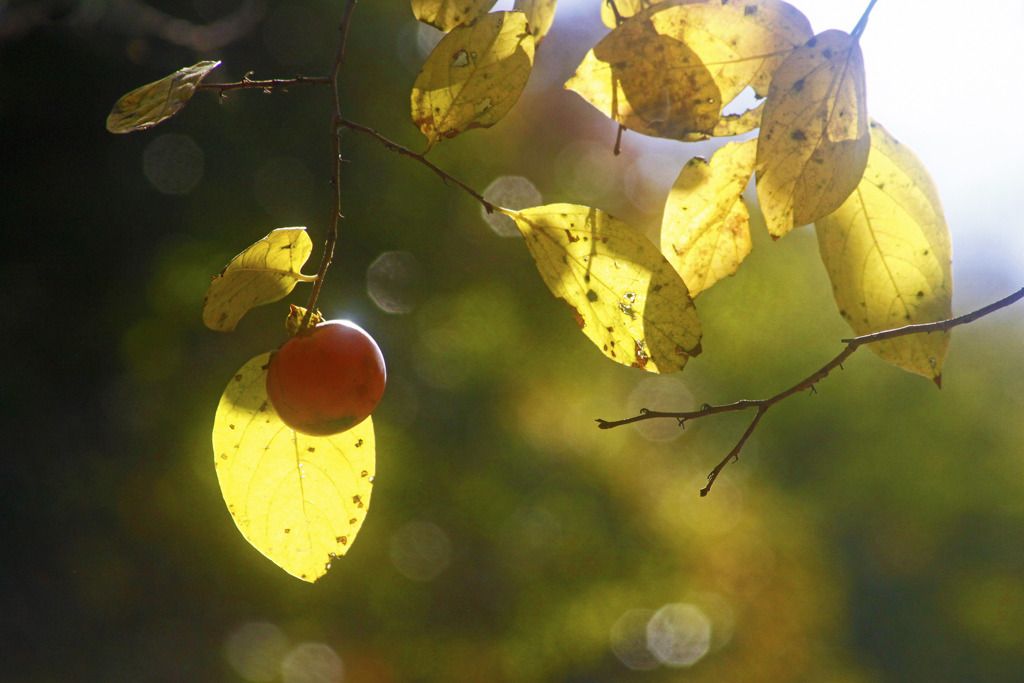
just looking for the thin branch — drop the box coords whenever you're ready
[197,74,331,94]
[597,286,1024,495]
[851,0,879,39]
[301,0,358,329]
[336,117,497,214]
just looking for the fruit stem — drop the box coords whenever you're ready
[302,0,358,332]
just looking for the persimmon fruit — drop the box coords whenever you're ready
[266,320,386,436]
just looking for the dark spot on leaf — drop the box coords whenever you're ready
[744,5,757,15]
[587,289,599,302]
[228,424,236,430]
[284,528,291,534]
[792,78,805,93]
[807,36,817,48]
[632,340,650,370]
[823,48,833,60]
[791,129,807,141]
[916,291,925,298]
[307,446,315,453]
[355,439,364,447]
[565,229,580,243]
[338,536,348,545]
[234,374,243,382]
[353,495,363,508]
[349,518,357,525]
[361,470,369,477]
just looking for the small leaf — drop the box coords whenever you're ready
[662,138,757,296]
[815,122,953,380]
[565,12,721,140]
[600,0,663,28]
[411,11,535,149]
[106,61,221,134]
[711,100,763,138]
[755,30,870,238]
[513,0,558,43]
[213,353,375,583]
[412,0,497,31]
[203,228,316,332]
[510,204,702,373]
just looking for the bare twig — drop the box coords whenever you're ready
[197,74,331,94]
[597,287,1024,496]
[336,118,497,214]
[301,0,359,330]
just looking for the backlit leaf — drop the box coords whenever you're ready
[513,0,558,43]
[569,1,810,142]
[565,10,721,140]
[815,122,952,381]
[600,0,664,28]
[412,0,497,31]
[106,61,220,134]
[510,204,702,373]
[213,353,375,582]
[662,138,757,296]
[203,228,316,332]
[711,100,764,138]
[411,11,535,149]
[755,30,870,238]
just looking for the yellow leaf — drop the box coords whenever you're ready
[106,61,220,134]
[203,228,317,332]
[815,122,952,380]
[662,139,756,296]
[565,11,721,140]
[755,30,870,238]
[711,100,763,138]
[510,204,702,373]
[412,0,497,32]
[513,0,558,43]
[568,1,810,142]
[600,0,664,28]
[411,11,535,149]
[213,353,375,582]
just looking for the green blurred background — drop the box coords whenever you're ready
[3,1,1024,681]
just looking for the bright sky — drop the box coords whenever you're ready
[517,0,1024,300]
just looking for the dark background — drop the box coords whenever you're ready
[2,1,1024,681]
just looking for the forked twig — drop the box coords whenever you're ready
[597,287,1024,496]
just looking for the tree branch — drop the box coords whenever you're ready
[597,286,1024,496]
[301,0,359,331]
[336,117,496,214]
[197,74,331,94]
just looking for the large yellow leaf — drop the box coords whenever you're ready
[815,122,952,381]
[106,61,220,134]
[510,204,702,373]
[203,228,317,332]
[662,139,757,296]
[755,29,870,238]
[569,1,810,141]
[411,11,535,149]
[213,353,376,582]
[513,0,558,43]
[565,11,721,140]
[412,0,497,31]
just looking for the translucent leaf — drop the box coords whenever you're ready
[755,30,870,238]
[106,61,221,134]
[661,139,756,296]
[411,11,535,149]
[213,353,375,582]
[203,228,317,332]
[510,204,702,373]
[600,0,664,28]
[412,0,497,31]
[711,100,763,138]
[815,122,952,381]
[565,12,721,140]
[513,0,558,43]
